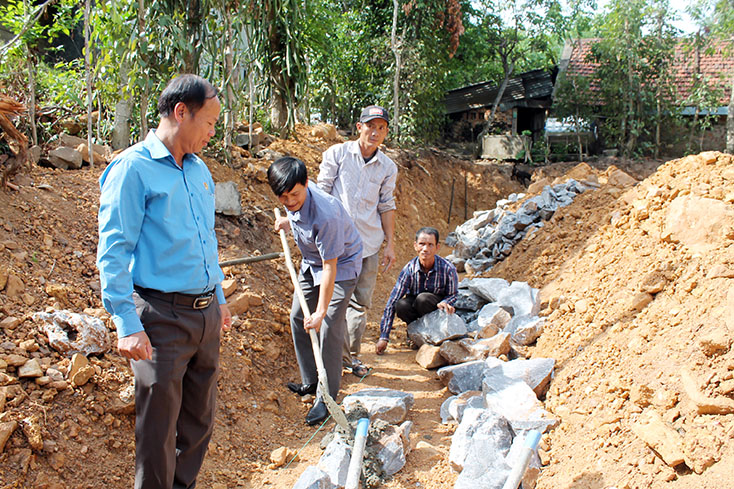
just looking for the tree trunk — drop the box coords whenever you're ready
[84,0,94,166]
[727,72,734,154]
[112,58,131,150]
[391,0,402,143]
[222,2,235,152]
[479,62,514,140]
[26,51,37,146]
[138,0,148,139]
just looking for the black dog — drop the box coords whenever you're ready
[511,162,532,187]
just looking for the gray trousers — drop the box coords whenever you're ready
[131,289,221,489]
[342,253,379,366]
[291,269,357,399]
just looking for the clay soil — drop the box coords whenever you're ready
[0,125,732,489]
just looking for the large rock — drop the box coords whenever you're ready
[317,433,351,487]
[453,289,488,311]
[415,344,447,369]
[438,361,486,394]
[214,181,242,216]
[466,278,510,302]
[407,310,467,347]
[503,315,544,346]
[476,304,512,338]
[439,340,474,365]
[376,422,412,476]
[462,334,511,360]
[449,407,513,472]
[440,391,483,424]
[342,388,414,425]
[18,358,43,378]
[292,466,335,489]
[663,195,734,254]
[495,282,540,317]
[482,368,558,434]
[34,310,111,356]
[484,357,555,398]
[0,421,18,453]
[48,146,83,170]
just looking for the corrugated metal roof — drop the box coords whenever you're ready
[444,69,554,115]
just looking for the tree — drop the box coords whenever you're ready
[474,0,563,144]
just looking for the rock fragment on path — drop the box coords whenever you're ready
[18,358,43,378]
[69,353,95,387]
[292,465,335,489]
[449,407,513,472]
[376,422,412,476]
[48,146,83,170]
[415,344,447,369]
[407,309,467,347]
[475,303,511,339]
[680,369,734,415]
[342,388,414,424]
[440,391,483,424]
[484,357,555,397]
[438,361,486,394]
[22,414,44,451]
[317,434,351,487]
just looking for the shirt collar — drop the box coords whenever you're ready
[143,130,195,169]
[410,255,439,274]
[348,140,380,165]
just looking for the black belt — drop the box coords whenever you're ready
[134,286,215,310]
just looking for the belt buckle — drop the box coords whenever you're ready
[193,295,212,309]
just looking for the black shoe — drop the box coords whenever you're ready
[305,400,328,426]
[287,382,317,396]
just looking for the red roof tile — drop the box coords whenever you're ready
[563,38,733,105]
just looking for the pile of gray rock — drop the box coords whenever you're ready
[411,277,545,370]
[437,352,556,489]
[42,133,112,170]
[292,388,414,489]
[446,179,596,274]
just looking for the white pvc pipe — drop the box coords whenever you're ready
[502,430,542,489]
[345,418,370,489]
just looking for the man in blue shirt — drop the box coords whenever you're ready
[97,74,231,489]
[377,227,458,354]
[269,156,362,425]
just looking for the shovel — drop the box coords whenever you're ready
[274,208,351,432]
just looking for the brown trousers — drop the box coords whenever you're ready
[131,289,221,489]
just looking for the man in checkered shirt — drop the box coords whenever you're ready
[377,227,459,354]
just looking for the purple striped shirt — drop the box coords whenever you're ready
[379,254,458,340]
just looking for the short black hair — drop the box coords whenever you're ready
[157,74,219,117]
[415,227,439,243]
[268,157,308,196]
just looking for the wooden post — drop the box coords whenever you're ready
[447,178,455,225]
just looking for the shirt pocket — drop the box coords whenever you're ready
[361,180,381,211]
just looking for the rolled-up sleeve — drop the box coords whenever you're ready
[377,165,397,214]
[96,162,146,338]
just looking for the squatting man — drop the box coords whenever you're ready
[377,226,459,354]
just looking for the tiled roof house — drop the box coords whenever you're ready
[556,38,733,110]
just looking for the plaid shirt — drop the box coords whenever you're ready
[379,254,458,340]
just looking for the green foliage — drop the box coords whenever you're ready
[583,0,679,157]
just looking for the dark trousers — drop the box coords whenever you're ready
[290,269,357,399]
[131,289,221,489]
[395,292,442,325]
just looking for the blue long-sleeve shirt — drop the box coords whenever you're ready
[379,254,458,340]
[96,131,225,338]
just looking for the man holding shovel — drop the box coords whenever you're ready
[269,156,363,425]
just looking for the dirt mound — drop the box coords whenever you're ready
[493,152,734,489]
